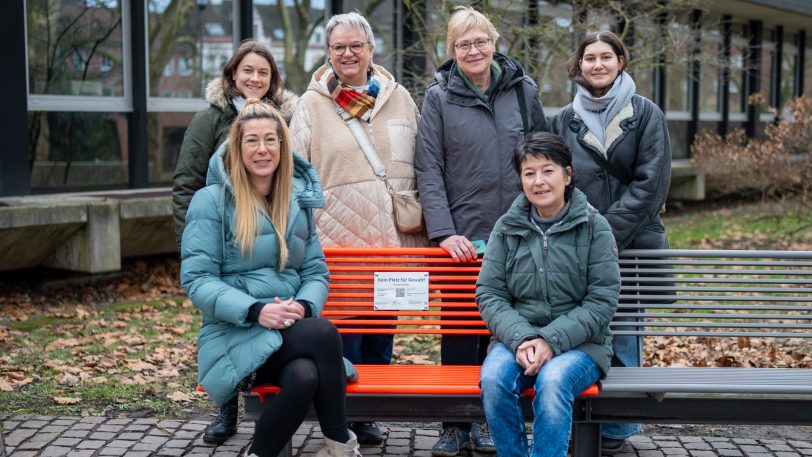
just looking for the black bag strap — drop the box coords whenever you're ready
[515,80,530,137]
[586,149,633,186]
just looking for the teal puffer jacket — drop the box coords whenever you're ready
[180,144,330,406]
[476,188,620,376]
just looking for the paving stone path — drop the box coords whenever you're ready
[3,415,812,457]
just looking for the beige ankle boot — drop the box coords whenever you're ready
[315,429,362,457]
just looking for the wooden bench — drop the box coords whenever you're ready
[241,247,812,457]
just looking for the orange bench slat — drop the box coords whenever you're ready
[246,365,600,401]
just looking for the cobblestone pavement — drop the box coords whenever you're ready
[3,416,812,457]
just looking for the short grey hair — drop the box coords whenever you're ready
[324,12,375,54]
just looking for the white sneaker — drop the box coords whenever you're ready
[315,429,362,457]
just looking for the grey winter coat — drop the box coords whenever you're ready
[415,53,548,242]
[549,95,671,251]
[476,189,619,376]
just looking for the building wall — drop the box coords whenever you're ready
[9,0,812,195]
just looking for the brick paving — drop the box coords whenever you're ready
[2,416,811,457]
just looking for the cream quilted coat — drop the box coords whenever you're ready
[290,64,427,248]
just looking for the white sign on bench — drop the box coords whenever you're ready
[373,272,429,310]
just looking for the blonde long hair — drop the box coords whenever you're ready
[225,98,293,269]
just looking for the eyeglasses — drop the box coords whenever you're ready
[454,38,492,53]
[242,136,282,151]
[328,41,369,55]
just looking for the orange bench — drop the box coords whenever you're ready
[242,247,600,455]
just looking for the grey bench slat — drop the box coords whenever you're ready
[618,303,812,311]
[600,367,812,394]
[619,294,809,302]
[622,286,812,293]
[612,330,810,337]
[622,268,812,275]
[613,311,812,320]
[622,276,812,284]
[621,249,812,258]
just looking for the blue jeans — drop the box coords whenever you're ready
[603,316,642,440]
[480,342,600,457]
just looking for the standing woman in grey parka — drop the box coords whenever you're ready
[414,6,547,456]
[548,31,672,453]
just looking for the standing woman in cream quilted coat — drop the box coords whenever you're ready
[288,11,426,444]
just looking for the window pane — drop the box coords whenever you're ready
[344,0,396,73]
[27,0,124,96]
[700,28,721,113]
[760,33,774,112]
[148,112,195,185]
[28,111,128,191]
[807,44,812,97]
[729,24,747,115]
[667,120,689,159]
[534,3,576,109]
[780,34,797,106]
[254,2,325,94]
[667,21,691,112]
[147,0,235,98]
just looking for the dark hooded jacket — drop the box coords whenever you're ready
[415,53,548,242]
[172,79,298,246]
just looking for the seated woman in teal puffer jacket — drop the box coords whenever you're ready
[181,99,361,457]
[476,132,620,457]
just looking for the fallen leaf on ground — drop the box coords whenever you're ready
[168,391,193,402]
[54,396,81,404]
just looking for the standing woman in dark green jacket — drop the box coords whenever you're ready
[477,132,620,457]
[173,40,298,248]
[172,40,297,444]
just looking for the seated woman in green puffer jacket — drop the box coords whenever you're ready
[180,99,361,457]
[476,132,620,457]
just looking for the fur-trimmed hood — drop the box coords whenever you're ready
[204,78,299,125]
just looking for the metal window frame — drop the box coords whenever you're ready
[25,0,133,114]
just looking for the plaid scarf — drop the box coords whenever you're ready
[325,66,380,121]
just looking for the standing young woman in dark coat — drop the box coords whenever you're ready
[414,6,547,456]
[548,31,672,453]
[171,40,297,444]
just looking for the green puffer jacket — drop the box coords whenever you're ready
[476,188,620,376]
[172,79,298,246]
[180,144,329,406]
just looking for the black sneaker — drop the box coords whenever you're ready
[601,437,628,455]
[203,396,238,444]
[350,421,383,445]
[470,422,495,453]
[431,426,470,457]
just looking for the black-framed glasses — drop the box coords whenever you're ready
[454,38,492,53]
[242,136,282,151]
[328,42,369,55]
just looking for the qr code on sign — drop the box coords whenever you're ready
[395,288,406,298]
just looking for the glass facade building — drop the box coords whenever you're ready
[2,0,811,196]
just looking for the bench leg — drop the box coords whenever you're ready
[572,423,601,457]
[277,440,293,457]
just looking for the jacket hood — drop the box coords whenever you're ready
[498,187,592,236]
[205,142,325,209]
[305,63,399,108]
[205,78,299,124]
[434,52,527,96]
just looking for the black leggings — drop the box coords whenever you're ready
[248,318,349,457]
